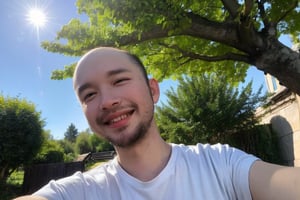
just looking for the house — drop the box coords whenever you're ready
[256,73,300,166]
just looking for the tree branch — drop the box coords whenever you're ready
[275,1,298,24]
[257,0,269,28]
[244,0,254,18]
[43,7,263,58]
[221,0,241,19]
[164,43,252,64]
[182,51,252,63]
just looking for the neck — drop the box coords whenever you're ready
[115,125,171,182]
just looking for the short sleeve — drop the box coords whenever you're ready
[33,172,87,200]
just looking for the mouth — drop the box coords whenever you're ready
[104,110,134,126]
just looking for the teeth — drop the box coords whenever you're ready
[110,114,128,124]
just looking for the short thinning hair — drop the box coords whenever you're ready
[124,52,149,83]
[74,47,150,85]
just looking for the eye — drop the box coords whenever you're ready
[83,92,96,102]
[114,78,130,85]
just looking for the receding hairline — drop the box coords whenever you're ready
[73,47,149,89]
[76,47,129,70]
[73,47,129,85]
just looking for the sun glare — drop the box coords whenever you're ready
[27,7,47,28]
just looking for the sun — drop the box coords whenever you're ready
[26,7,47,29]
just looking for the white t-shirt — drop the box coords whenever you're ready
[34,143,258,200]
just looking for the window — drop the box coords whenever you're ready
[271,76,278,91]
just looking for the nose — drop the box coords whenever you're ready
[99,92,120,110]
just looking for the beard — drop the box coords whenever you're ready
[95,103,155,148]
[110,115,153,148]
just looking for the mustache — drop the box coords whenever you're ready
[96,103,137,125]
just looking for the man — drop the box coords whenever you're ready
[16,47,300,200]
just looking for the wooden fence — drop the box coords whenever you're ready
[22,151,116,194]
[23,161,84,194]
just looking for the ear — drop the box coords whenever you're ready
[148,78,160,104]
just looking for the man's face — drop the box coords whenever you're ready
[73,49,159,147]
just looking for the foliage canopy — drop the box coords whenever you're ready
[34,130,65,164]
[43,0,300,94]
[64,123,79,143]
[155,74,267,144]
[0,95,44,182]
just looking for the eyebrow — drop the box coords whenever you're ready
[77,68,131,97]
[107,68,131,77]
[77,83,93,97]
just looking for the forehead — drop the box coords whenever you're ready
[73,49,138,87]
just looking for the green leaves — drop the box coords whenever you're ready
[156,74,267,144]
[0,95,44,182]
[42,0,300,94]
[64,123,79,143]
[50,63,76,80]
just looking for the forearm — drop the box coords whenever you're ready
[13,195,47,200]
[250,161,300,200]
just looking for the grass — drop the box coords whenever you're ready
[85,160,106,170]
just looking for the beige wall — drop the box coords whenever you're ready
[257,92,300,166]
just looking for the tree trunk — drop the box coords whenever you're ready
[0,165,10,183]
[254,40,300,94]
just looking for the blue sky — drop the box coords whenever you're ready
[1,0,286,139]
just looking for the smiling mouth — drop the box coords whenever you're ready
[105,110,134,125]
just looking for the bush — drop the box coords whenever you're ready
[0,170,24,200]
[224,124,282,165]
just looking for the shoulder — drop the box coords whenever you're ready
[172,143,258,166]
[81,159,118,183]
[33,160,117,199]
[173,143,237,155]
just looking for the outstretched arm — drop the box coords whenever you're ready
[250,160,300,200]
[13,195,47,200]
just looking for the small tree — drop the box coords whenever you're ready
[156,74,267,144]
[58,139,76,162]
[75,131,93,154]
[58,139,75,155]
[64,123,78,143]
[90,134,114,152]
[0,95,44,183]
[33,130,65,164]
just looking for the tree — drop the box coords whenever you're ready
[58,139,76,162]
[64,123,78,143]
[0,95,44,183]
[58,139,75,155]
[75,131,93,154]
[34,130,65,164]
[74,128,114,154]
[42,0,300,94]
[155,74,267,144]
[90,134,114,152]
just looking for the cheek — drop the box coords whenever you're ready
[128,87,149,102]
[135,87,154,107]
[83,104,97,122]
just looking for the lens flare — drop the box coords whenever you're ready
[27,7,47,28]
